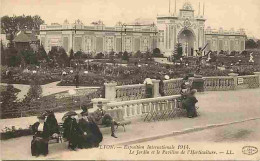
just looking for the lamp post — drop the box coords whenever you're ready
[121,23,127,53]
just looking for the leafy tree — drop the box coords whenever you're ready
[1,15,44,35]
[173,43,183,61]
[245,39,258,49]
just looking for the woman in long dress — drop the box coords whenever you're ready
[78,111,103,148]
[31,115,50,157]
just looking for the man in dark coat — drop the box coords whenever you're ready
[74,72,79,88]
[91,102,119,138]
[183,89,198,118]
[31,115,50,157]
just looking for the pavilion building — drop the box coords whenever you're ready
[39,1,246,57]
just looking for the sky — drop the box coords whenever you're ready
[1,0,260,38]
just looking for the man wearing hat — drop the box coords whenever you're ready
[92,102,120,138]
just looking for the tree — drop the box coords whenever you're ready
[37,44,49,62]
[22,78,42,107]
[95,52,104,59]
[173,43,183,61]
[122,51,129,61]
[57,47,69,67]
[74,50,83,60]
[1,41,6,66]
[0,84,19,118]
[245,39,258,49]
[144,51,152,61]
[134,50,143,58]
[152,48,163,57]
[20,49,39,65]
[69,49,74,61]
[6,44,21,67]
[1,15,45,35]
[257,40,260,49]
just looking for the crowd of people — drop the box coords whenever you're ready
[31,102,121,157]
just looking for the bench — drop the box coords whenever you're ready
[48,108,131,144]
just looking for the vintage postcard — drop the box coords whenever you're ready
[0,0,259,160]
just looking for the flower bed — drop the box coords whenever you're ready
[1,126,32,140]
[1,66,61,85]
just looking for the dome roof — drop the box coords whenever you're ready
[182,1,193,10]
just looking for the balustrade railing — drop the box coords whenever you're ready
[115,84,146,101]
[163,78,184,96]
[237,75,260,89]
[203,76,235,91]
[106,95,181,119]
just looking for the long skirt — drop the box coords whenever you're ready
[186,106,197,118]
[31,136,49,156]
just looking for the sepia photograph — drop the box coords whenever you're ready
[0,0,260,160]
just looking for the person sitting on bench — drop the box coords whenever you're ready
[31,115,50,157]
[78,110,103,148]
[91,102,121,138]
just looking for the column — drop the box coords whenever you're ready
[104,82,117,101]
[152,79,160,97]
[253,72,260,85]
[228,73,239,90]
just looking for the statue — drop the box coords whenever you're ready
[249,52,254,63]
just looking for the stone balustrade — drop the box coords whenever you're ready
[203,76,235,91]
[105,95,181,119]
[237,75,260,89]
[163,78,184,96]
[103,73,260,102]
[115,84,146,101]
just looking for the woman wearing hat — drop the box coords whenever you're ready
[182,89,198,118]
[31,115,50,157]
[78,111,103,148]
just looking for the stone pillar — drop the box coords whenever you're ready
[228,73,239,90]
[104,82,117,101]
[152,79,160,98]
[91,98,110,111]
[253,72,260,85]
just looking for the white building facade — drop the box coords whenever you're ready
[157,1,246,57]
[39,1,246,57]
